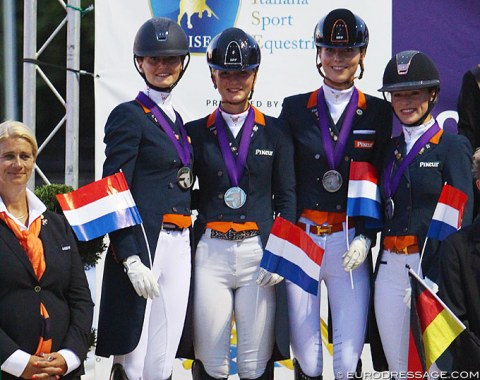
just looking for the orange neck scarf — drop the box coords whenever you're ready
[0,212,51,354]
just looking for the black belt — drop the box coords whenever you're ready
[210,229,260,241]
[162,223,184,231]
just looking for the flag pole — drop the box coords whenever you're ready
[417,181,448,274]
[406,265,466,329]
[118,169,153,269]
[140,223,153,268]
[416,237,428,275]
[344,220,355,289]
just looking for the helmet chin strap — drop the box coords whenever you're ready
[315,58,364,89]
[210,69,258,110]
[134,54,190,93]
[397,89,439,127]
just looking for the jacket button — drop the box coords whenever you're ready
[218,214,223,220]
[344,156,349,161]
[240,215,246,220]
[34,286,41,293]
[172,207,178,212]
[168,182,174,189]
[403,227,408,232]
[336,205,341,210]
[316,177,320,182]
[217,171,223,176]
[218,193,223,199]
[315,154,320,160]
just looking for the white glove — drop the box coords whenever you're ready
[123,255,160,299]
[256,268,284,287]
[342,235,371,271]
[403,276,438,308]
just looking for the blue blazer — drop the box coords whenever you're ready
[280,88,393,239]
[96,100,193,357]
[0,211,93,380]
[377,129,474,277]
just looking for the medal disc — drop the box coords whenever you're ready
[322,170,343,192]
[224,187,247,209]
[385,197,395,220]
[177,167,194,189]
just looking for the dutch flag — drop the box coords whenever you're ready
[56,172,143,241]
[346,161,382,228]
[260,217,324,295]
[427,184,467,241]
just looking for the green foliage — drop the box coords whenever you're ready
[34,184,106,269]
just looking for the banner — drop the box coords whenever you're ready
[94,0,392,177]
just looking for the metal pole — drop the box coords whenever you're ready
[65,0,81,187]
[3,0,18,120]
[23,0,37,189]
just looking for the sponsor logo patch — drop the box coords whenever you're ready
[419,161,440,168]
[354,140,374,149]
[255,149,273,156]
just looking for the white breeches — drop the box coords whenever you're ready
[374,250,421,374]
[193,232,276,379]
[114,229,191,380]
[287,224,370,378]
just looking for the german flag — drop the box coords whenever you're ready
[408,269,465,372]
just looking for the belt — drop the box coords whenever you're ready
[297,221,352,236]
[210,229,260,241]
[387,244,419,255]
[162,222,184,231]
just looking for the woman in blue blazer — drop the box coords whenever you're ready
[95,18,194,380]
[372,50,474,373]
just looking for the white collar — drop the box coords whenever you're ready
[219,108,250,138]
[142,87,176,122]
[0,189,47,229]
[402,118,436,144]
[144,87,172,106]
[323,83,355,106]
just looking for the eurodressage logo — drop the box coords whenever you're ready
[149,0,240,54]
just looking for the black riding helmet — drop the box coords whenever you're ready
[314,8,369,80]
[379,50,440,126]
[133,17,190,92]
[207,27,261,99]
[207,27,261,71]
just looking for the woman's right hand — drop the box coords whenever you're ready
[21,355,62,379]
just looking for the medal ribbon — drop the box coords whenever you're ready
[214,107,255,186]
[316,87,359,169]
[383,122,441,198]
[136,92,191,166]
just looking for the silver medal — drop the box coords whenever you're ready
[322,170,343,192]
[385,197,395,220]
[224,187,247,209]
[177,167,194,189]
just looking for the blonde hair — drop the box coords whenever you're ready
[473,147,480,181]
[0,120,38,158]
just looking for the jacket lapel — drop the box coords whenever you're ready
[0,221,37,279]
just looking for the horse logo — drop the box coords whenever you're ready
[178,0,219,29]
[149,0,240,54]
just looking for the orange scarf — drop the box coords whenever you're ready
[0,212,52,354]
